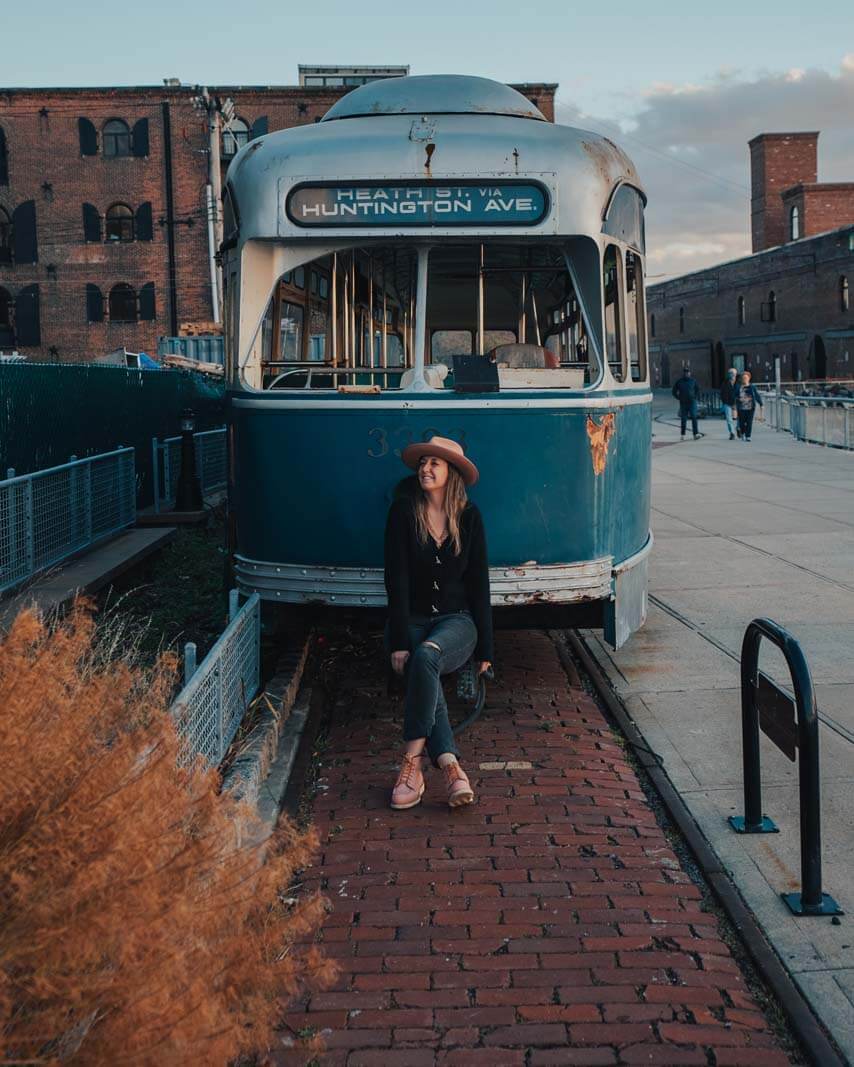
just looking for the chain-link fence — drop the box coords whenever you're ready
[0,448,135,595]
[151,428,227,513]
[0,363,225,508]
[170,591,261,766]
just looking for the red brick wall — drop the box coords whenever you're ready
[749,132,818,252]
[648,228,854,387]
[0,81,557,362]
[798,184,854,238]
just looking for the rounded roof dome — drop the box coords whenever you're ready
[321,74,547,123]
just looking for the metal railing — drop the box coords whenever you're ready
[171,590,261,766]
[265,365,406,390]
[151,427,227,513]
[760,392,854,450]
[0,448,136,596]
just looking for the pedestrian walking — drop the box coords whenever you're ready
[719,368,739,440]
[672,368,701,440]
[383,435,493,812]
[735,371,764,442]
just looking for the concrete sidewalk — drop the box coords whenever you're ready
[584,392,854,1061]
[276,631,791,1066]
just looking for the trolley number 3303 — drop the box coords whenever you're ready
[367,427,467,459]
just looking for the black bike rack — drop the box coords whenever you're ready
[729,618,843,916]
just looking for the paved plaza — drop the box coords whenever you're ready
[277,630,791,1065]
[585,392,854,1061]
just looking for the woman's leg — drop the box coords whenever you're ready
[744,408,756,440]
[737,409,749,438]
[404,614,477,765]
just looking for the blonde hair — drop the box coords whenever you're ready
[413,463,468,555]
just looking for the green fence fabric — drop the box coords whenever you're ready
[0,364,225,508]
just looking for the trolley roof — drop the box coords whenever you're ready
[225,75,644,243]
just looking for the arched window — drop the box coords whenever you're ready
[679,306,685,334]
[737,295,746,326]
[841,275,850,313]
[108,283,137,322]
[105,203,134,242]
[0,206,11,264]
[650,313,656,338]
[790,205,800,241]
[103,119,131,158]
[0,286,13,347]
[222,117,249,159]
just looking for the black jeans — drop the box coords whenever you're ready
[387,612,477,764]
[737,408,755,439]
[680,401,699,436]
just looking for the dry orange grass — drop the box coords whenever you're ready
[0,604,334,1065]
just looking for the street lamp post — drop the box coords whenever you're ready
[175,408,203,511]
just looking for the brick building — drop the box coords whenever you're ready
[649,131,854,388]
[0,76,557,362]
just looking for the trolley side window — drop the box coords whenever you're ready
[625,250,647,382]
[604,244,626,382]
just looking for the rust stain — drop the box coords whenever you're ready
[586,412,616,475]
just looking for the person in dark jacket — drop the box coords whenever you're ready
[672,369,701,440]
[384,435,492,812]
[735,371,764,442]
[719,368,739,440]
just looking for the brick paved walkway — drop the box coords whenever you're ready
[277,631,792,1066]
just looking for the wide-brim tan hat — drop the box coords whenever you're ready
[401,435,479,487]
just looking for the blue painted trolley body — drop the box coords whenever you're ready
[223,75,652,647]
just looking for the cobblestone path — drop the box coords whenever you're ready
[277,630,792,1066]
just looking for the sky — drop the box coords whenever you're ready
[4,3,854,278]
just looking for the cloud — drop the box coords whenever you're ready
[555,56,854,279]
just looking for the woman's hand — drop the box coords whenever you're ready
[477,661,492,676]
[391,651,410,675]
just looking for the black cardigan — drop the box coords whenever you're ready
[384,496,494,662]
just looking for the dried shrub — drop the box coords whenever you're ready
[0,604,334,1065]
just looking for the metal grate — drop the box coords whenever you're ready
[0,448,135,595]
[170,591,261,766]
[152,427,227,513]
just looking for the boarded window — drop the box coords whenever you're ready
[103,119,131,158]
[78,117,98,156]
[15,284,40,346]
[0,207,11,264]
[603,244,625,381]
[250,116,268,141]
[0,126,8,185]
[105,203,134,242]
[135,202,153,241]
[0,286,13,347]
[86,283,104,323]
[109,283,137,322]
[139,282,156,321]
[82,202,101,243]
[12,201,37,264]
[132,118,149,158]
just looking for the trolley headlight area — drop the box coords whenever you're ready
[222,75,652,649]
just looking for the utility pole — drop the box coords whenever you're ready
[193,87,232,324]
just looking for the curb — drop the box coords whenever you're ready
[221,636,311,823]
[553,628,847,1067]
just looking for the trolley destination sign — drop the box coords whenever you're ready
[285,181,549,228]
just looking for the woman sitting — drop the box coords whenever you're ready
[384,435,493,811]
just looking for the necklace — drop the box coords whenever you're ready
[427,513,448,546]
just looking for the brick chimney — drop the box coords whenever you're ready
[749,132,818,252]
